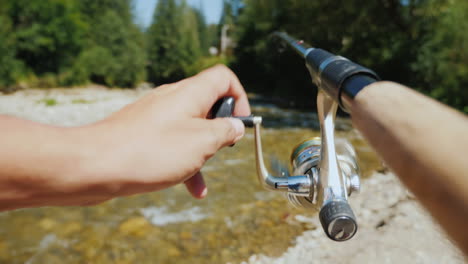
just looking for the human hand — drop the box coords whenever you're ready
[77,65,251,203]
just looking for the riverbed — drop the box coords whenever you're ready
[0,86,464,263]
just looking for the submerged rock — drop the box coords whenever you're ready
[118,217,153,237]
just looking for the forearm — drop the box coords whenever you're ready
[0,115,103,210]
[0,66,249,210]
[348,81,468,253]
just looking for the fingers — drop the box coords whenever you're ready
[184,171,207,199]
[180,65,251,117]
[207,118,245,150]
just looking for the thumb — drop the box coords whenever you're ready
[208,118,245,149]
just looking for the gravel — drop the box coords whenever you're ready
[0,86,150,126]
[243,172,466,264]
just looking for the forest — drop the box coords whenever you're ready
[0,0,467,112]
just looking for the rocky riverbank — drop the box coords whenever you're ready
[242,172,465,264]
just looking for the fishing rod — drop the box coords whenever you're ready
[211,32,379,241]
[268,33,468,253]
[213,32,468,250]
[271,32,379,112]
[259,32,382,241]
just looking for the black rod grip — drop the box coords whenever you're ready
[305,49,379,110]
[319,200,358,241]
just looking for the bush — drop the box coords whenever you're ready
[184,56,231,77]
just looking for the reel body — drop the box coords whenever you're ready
[251,91,361,241]
[287,138,360,211]
[211,94,362,241]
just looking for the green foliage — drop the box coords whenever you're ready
[185,56,231,77]
[193,8,210,56]
[2,0,464,113]
[74,0,146,87]
[78,0,133,23]
[0,15,24,87]
[232,0,468,111]
[75,9,146,87]
[206,24,220,50]
[0,0,147,90]
[7,0,87,75]
[220,0,238,25]
[0,0,214,90]
[38,98,58,106]
[147,0,206,84]
[413,0,468,112]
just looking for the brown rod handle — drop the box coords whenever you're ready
[344,81,468,254]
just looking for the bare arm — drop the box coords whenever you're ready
[346,81,468,253]
[0,117,96,209]
[0,65,250,211]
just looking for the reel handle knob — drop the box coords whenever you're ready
[211,97,256,127]
[319,200,358,241]
[210,96,235,118]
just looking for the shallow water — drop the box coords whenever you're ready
[0,93,383,264]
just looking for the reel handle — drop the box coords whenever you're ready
[319,200,357,241]
[210,97,235,118]
[210,96,255,127]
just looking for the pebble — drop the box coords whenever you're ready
[118,217,152,237]
[167,246,181,257]
[0,240,7,256]
[39,218,57,231]
[179,231,192,240]
[61,221,82,236]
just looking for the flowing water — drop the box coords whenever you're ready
[0,90,383,264]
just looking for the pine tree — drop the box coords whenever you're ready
[414,0,468,111]
[6,0,86,76]
[232,0,453,109]
[70,0,147,87]
[193,7,209,56]
[0,14,24,88]
[147,0,203,83]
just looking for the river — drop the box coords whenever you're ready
[0,87,384,263]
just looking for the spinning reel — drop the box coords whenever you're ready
[212,31,380,241]
[255,91,360,241]
[213,92,360,241]
[212,94,361,242]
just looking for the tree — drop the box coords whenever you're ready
[193,7,209,56]
[72,0,146,87]
[0,0,146,89]
[0,13,24,88]
[414,0,468,112]
[231,0,461,109]
[146,0,203,83]
[6,0,86,76]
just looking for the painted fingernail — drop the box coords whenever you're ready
[200,187,208,198]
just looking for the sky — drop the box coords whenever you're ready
[134,0,224,28]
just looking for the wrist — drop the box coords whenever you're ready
[57,124,124,199]
[54,125,105,190]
